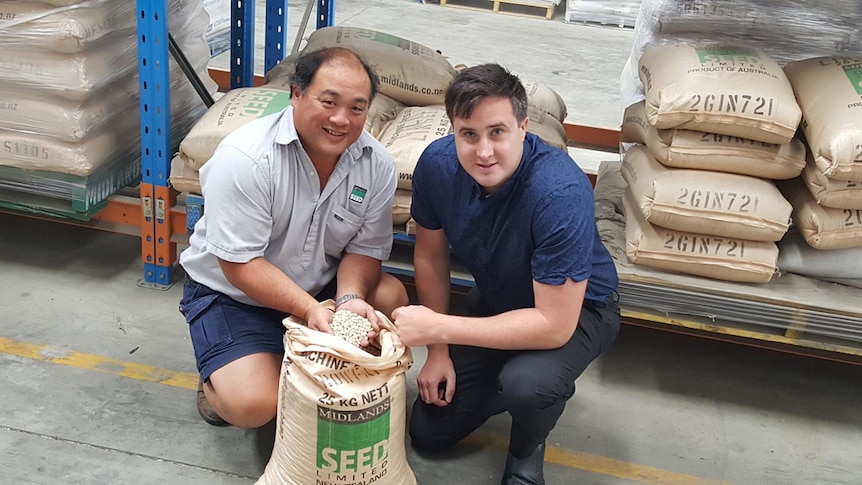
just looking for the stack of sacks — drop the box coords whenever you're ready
[620,45,802,283]
[620,0,862,108]
[180,26,571,227]
[0,0,215,210]
[776,56,862,271]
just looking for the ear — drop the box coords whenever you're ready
[520,117,529,139]
[291,85,302,105]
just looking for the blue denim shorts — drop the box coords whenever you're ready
[179,277,336,381]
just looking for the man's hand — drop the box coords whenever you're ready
[417,349,456,406]
[391,305,443,347]
[336,298,379,348]
[305,304,335,334]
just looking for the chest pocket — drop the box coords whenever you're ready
[324,203,364,257]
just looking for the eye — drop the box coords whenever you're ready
[321,99,335,107]
[352,106,366,114]
[492,128,504,136]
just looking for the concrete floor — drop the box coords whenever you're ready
[2,1,862,484]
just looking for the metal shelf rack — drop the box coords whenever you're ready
[133,0,334,288]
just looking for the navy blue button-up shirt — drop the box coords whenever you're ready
[411,133,618,316]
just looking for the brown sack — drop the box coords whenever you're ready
[0,127,132,176]
[801,162,862,210]
[621,145,791,241]
[365,94,404,139]
[624,189,778,283]
[527,106,568,152]
[621,101,805,180]
[639,45,801,144]
[377,106,452,191]
[392,189,412,225]
[302,26,455,106]
[523,80,567,123]
[262,52,300,90]
[784,56,862,182]
[168,154,201,195]
[256,301,416,485]
[778,178,862,250]
[178,87,292,170]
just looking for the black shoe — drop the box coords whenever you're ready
[197,378,228,426]
[501,442,545,485]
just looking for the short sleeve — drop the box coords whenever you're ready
[409,143,444,231]
[199,145,273,263]
[531,185,596,285]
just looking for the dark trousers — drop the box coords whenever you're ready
[409,295,620,457]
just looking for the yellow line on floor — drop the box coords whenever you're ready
[0,336,198,390]
[463,432,732,484]
[1,335,731,485]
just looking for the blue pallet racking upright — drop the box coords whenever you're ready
[134,0,334,288]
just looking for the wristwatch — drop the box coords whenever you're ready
[335,293,362,308]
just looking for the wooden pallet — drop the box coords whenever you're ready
[440,0,556,20]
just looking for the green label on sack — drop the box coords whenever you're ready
[317,398,391,475]
[239,90,291,118]
[696,47,760,65]
[844,66,862,95]
[355,30,409,50]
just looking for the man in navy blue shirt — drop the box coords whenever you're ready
[392,64,620,485]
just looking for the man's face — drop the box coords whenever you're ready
[291,57,371,164]
[452,96,527,194]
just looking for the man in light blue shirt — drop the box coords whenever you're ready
[179,47,407,428]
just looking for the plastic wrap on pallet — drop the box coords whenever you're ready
[0,80,206,177]
[565,0,640,28]
[0,0,215,217]
[620,0,862,109]
[0,0,212,101]
[0,1,136,54]
[203,0,231,57]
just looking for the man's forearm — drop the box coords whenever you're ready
[220,257,319,318]
[336,253,382,301]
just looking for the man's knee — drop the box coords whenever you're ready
[499,364,574,412]
[214,391,277,429]
[370,272,409,318]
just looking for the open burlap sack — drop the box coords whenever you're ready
[256,301,416,485]
[638,45,801,144]
[784,56,862,182]
[801,162,862,210]
[377,106,452,191]
[621,101,805,180]
[301,26,455,106]
[778,178,862,250]
[622,145,791,241]
[178,86,292,170]
[624,189,779,283]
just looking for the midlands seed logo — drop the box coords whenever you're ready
[350,186,367,204]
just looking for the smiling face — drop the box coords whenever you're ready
[452,96,528,194]
[291,55,371,166]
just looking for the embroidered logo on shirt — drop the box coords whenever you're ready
[349,185,367,204]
